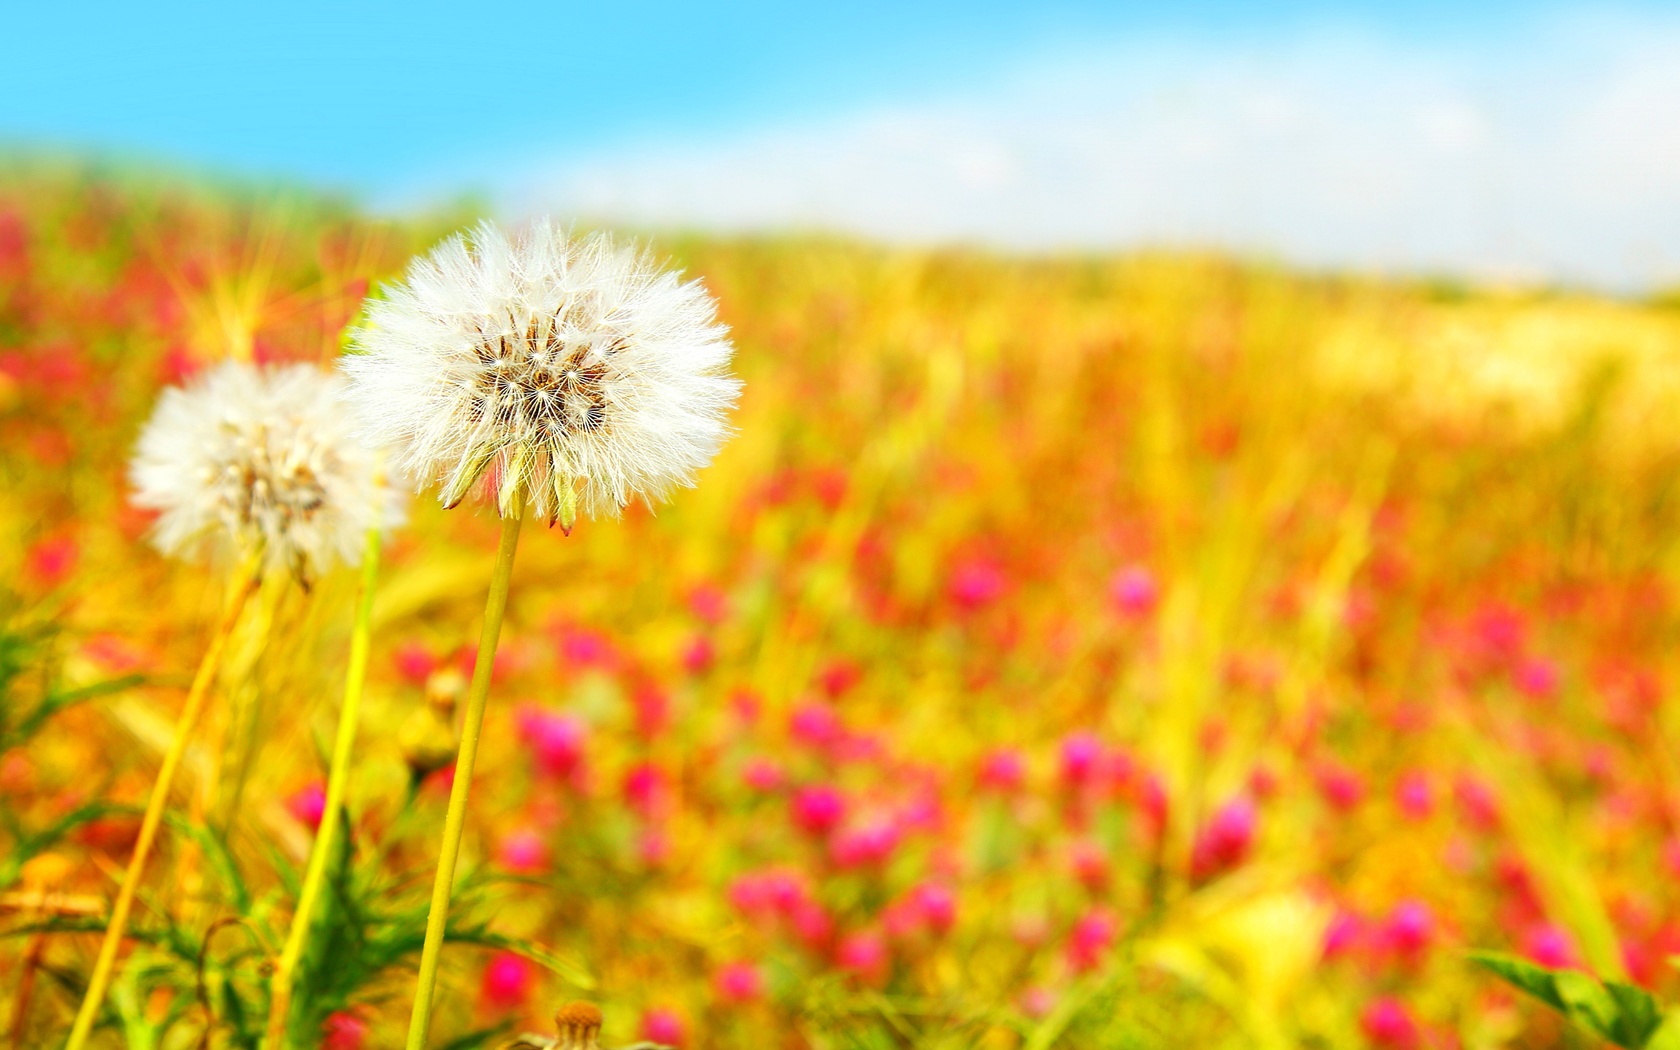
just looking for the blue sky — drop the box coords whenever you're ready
[6,3,1680,286]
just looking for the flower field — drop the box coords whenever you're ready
[5,165,1680,1048]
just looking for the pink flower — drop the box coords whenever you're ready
[1067,908,1118,971]
[883,898,921,939]
[728,873,772,915]
[1472,603,1528,664]
[1019,987,1056,1019]
[516,706,587,779]
[1069,840,1109,890]
[1514,657,1560,700]
[682,634,715,675]
[1584,745,1613,784]
[949,558,1006,609]
[641,1007,686,1046]
[714,961,764,1003]
[911,882,957,933]
[830,816,903,869]
[1190,796,1257,881]
[1324,909,1365,959]
[1316,762,1366,812]
[978,748,1025,792]
[791,899,835,949]
[742,756,785,792]
[1383,900,1434,957]
[497,827,548,872]
[790,703,845,750]
[791,784,846,835]
[1523,923,1577,969]
[818,660,861,699]
[1454,775,1500,830]
[286,783,326,831]
[1140,774,1170,834]
[1060,732,1103,786]
[688,583,729,624]
[632,685,670,740]
[479,952,533,1011]
[1108,564,1159,617]
[728,868,808,917]
[1105,747,1138,789]
[731,689,763,724]
[835,731,886,763]
[81,634,148,673]
[1360,997,1420,1049]
[637,826,671,866]
[1394,771,1433,820]
[393,640,437,684]
[899,789,943,830]
[26,535,77,585]
[321,1011,368,1050]
[764,869,808,912]
[623,761,670,818]
[555,624,615,668]
[837,929,890,984]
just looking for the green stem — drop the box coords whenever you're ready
[405,501,524,1049]
[262,528,382,1050]
[64,560,263,1050]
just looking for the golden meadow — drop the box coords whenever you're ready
[5,165,1680,1048]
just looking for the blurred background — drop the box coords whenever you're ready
[6,1,1680,289]
[7,4,1680,1050]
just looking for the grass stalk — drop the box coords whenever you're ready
[262,527,382,1050]
[63,557,263,1050]
[405,500,524,1049]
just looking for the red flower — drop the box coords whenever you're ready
[479,952,534,1011]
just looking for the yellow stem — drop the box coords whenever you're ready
[405,501,524,1050]
[63,560,263,1050]
[262,528,382,1050]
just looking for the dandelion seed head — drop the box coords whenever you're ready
[341,220,740,527]
[129,361,402,581]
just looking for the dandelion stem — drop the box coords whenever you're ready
[63,558,263,1050]
[262,527,382,1050]
[405,500,524,1049]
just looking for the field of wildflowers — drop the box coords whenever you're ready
[5,164,1680,1048]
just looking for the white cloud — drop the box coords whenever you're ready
[509,13,1680,289]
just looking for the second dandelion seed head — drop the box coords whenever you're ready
[129,360,402,583]
[340,220,740,530]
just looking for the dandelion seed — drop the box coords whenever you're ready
[342,220,739,532]
[130,360,401,582]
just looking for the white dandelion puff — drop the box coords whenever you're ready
[340,220,740,531]
[129,360,403,582]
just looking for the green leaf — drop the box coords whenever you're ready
[1605,981,1665,1048]
[1470,952,1568,1013]
[1553,970,1621,1042]
[1472,953,1668,1049]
